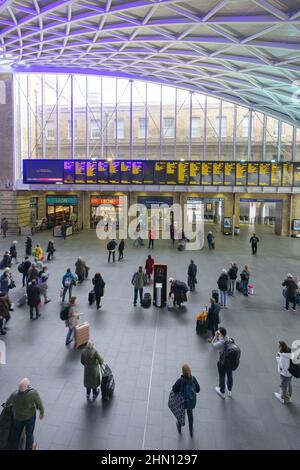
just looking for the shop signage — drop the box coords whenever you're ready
[90,197,121,206]
[240,198,282,203]
[137,196,173,207]
[46,196,78,205]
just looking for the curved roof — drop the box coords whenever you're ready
[1,0,300,125]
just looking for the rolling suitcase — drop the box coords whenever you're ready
[212,289,219,303]
[17,293,27,308]
[248,284,254,295]
[88,290,95,305]
[142,292,151,308]
[236,281,243,293]
[101,364,115,401]
[0,404,14,450]
[75,322,90,348]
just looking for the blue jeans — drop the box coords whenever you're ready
[13,413,36,450]
[62,285,72,302]
[242,280,248,295]
[134,287,143,305]
[66,327,74,344]
[285,296,296,310]
[217,362,233,394]
[219,290,227,307]
[177,408,193,432]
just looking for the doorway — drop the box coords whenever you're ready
[239,199,283,235]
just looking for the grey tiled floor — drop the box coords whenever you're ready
[1,226,300,450]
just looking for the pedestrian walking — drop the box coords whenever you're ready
[240,265,250,296]
[132,266,145,306]
[207,231,215,250]
[27,279,41,320]
[275,341,293,405]
[145,254,154,281]
[170,223,175,246]
[5,378,44,450]
[282,273,298,311]
[81,341,104,401]
[25,237,32,257]
[212,327,240,399]
[217,269,229,308]
[207,297,221,342]
[0,268,14,294]
[92,272,105,309]
[75,257,87,283]
[0,292,12,335]
[148,229,154,249]
[27,263,39,285]
[1,217,8,238]
[187,260,197,292]
[0,251,12,269]
[46,240,55,261]
[22,256,31,288]
[249,233,259,255]
[9,241,18,264]
[228,262,238,296]
[34,244,44,262]
[107,239,117,263]
[65,296,79,345]
[172,364,200,437]
[118,239,125,261]
[37,266,51,304]
[62,268,77,303]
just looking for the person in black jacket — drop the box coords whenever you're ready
[217,269,229,308]
[1,251,12,269]
[207,297,221,342]
[46,240,55,261]
[249,233,259,255]
[27,279,41,320]
[22,256,32,287]
[107,239,117,263]
[228,262,238,296]
[10,241,18,264]
[187,260,197,292]
[118,239,125,261]
[172,364,200,437]
[25,237,32,257]
[92,272,106,309]
[282,274,298,311]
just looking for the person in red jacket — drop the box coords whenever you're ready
[145,255,154,281]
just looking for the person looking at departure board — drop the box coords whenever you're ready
[249,233,259,255]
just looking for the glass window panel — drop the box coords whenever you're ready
[147,83,161,160]
[44,75,57,158]
[191,92,205,160]
[266,116,279,161]
[206,96,220,160]
[280,122,293,161]
[28,74,43,159]
[176,89,190,160]
[73,75,86,159]
[220,101,234,160]
[116,79,130,158]
[296,128,300,161]
[236,106,250,160]
[102,77,117,160]
[132,80,146,159]
[251,111,264,161]
[58,74,71,159]
[162,85,175,158]
[87,75,101,159]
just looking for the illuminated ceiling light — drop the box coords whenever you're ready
[180,158,185,162]
[107,157,113,162]
[240,159,246,162]
[91,157,96,161]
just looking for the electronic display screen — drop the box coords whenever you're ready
[155,162,166,184]
[178,162,189,184]
[132,161,143,184]
[109,161,120,184]
[23,160,63,183]
[282,163,293,186]
[86,161,97,184]
[202,162,213,185]
[143,161,154,184]
[259,163,271,186]
[224,163,235,185]
[63,161,75,184]
[166,162,178,185]
[120,161,132,184]
[75,161,86,184]
[293,163,300,187]
[189,162,201,185]
[271,163,282,186]
[212,162,224,185]
[97,161,109,184]
[247,163,259,186]
[236,163,247,186]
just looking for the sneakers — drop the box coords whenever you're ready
[92,389,100,401]
[274,392,284,404]
[285,396,292,404]
[226,387,232,398]
[189,427,194,438]
[215,386,226,399]
[176,421,182,435]
[86,395,91,402]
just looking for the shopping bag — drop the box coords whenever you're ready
[168,390,185,426]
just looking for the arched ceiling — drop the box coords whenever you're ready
[1,0,300,125]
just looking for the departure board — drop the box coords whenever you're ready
[271,163,282,186]
[166,162,178,185]
[213,163,224,185]
[189,162,201,185]
[109,161,120,184]
[294,163,300,187]
[63,161,75,184]
[259,163,271,186]
[97,161,109,184]
[282,163,293,186]
[224,163,235,185]
[155,162,166,184]
[178,162,189,184]
[201,162,213,185]
[132,161,143,184]
[120,161,132,184]
[236,163,247,186]
[247,163,259,186]
[143,161,154,184]
[75,161,86,184]
[87,161,97,184]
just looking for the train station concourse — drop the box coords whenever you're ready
[1,0,300,455]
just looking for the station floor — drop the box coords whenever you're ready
[1,225,300,450]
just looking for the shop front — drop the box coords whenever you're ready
[136,196,174,232]
[90,195,126,229]
[46,195,78,229]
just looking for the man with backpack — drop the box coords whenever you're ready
[274,340,300,404]
[187,260,197,292]
[107,239,117,263]
[212,326,240,399]
[61,268,77,303]
[228,262,238,296]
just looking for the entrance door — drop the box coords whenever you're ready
[239,200,283,235]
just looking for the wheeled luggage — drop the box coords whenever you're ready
[88,290,95,305]
[212,289,219,303]
[17,293,27,308]
[236,281,243,292]
[196,308,208,335]
[142,292,151,308]
[101,364,115,401]
[75,322,90,348]
[0,403,14,450]
[248,284,254,295]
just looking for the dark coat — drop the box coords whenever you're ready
[75,259,86,278]
[172,375,200,410]
[46,241,55,254]
[10,245,17,258]
[145,257,154,275]
[27,267,39,283]
[250,236,259,245]
[27,284,41,307]
[107,240,117,251]
[81,347,103,389]
[25,238,32,256]
[207,303,220,331]
[0,294,11,319]
[282,279,298,299]
[217,273,229,291]
[228,266,238,280]
[2,255,11,268]
[187,263,197,279]
[0,274,10,294]
[23,260,32,274]
[92,276,105,297]
[118,240,125,252]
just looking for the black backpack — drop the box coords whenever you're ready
[288,359,300,379]
[17,262,24,274]
[60,306,69,321]
[220,338,241,371]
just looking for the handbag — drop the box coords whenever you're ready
[168,390,185,426]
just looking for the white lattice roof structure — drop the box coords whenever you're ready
[1,0,300,125]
